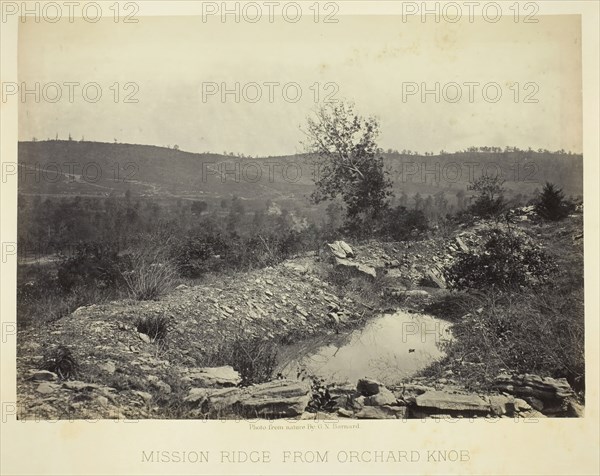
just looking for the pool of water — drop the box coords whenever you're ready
[277,311,453,386]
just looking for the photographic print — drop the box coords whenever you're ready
[1,2,598,475]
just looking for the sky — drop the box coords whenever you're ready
[18,14,582,156]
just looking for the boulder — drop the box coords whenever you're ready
[335,258,376,279]
[36,382,60,394]
[488,395,513,416]
[186,380,311,419]
[365,388,398,406]
[237,380,311,418]
[357,378,382,397]
[28,370,58,382]
[188,366,241,388]
[327,241,354,259]
[356,405,407,419]
[415,390,490,413]
[494,373,574,401]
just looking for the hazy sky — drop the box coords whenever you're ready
[18,14,582,156]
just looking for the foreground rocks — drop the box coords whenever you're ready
[185,379,311,418]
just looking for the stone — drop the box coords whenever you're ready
[337,408,354,418]
[95,395,109,407]
[138,332,152,343]
[488,395,513,416]
[425,269,446,289]
[335,258,376,279]
[175,284,189,291]
[513,398,532,412]
[99,361,116,375]
[133,391,153,403]
[400,384,434,396]
[28,370,58,382]
[403,290,430,298]
[566,398,585,418]
[237,380,311,418]
[357,378,382,397]
[494,373,574,401]
[328,384,357,398]
[284,262,308,274]
[327,241,354,259]
[415,391,491,413]
[188,366,241,388]
[365,388,398,406]
[36,382,60,394]
[63,381,101,391]
[151,380,172,394]
[455,237,469,252]
[355,405,406,419]
[525,396,545,411]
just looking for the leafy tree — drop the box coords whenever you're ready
[468,174,506,219]
[304,101,392,228]
[535,182,573,221]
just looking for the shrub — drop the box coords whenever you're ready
[42,345,79,380]
[121,247,178,300]
[56,242,122,292]
[444,229,557,291]
[535,182,574,221]
[229,336,278,386]
[382,206,429,241]
[173,232,229,278]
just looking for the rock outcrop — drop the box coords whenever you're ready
[185,379,311,418]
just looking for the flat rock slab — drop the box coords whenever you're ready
[28,370,58,382]
[186,379,311,419]
[328,241,354,259]
[494,373,574,401]
[335,258,376,279]
[356,405,407,419]
[237,380,311,418]
[36,382,61,394]
[415,391,490,413]
[188,366,241,388]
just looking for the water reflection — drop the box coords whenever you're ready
[278,311,452,386]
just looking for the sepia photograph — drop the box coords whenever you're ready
[1,1,599,475]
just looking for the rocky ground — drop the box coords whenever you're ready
[17,206,584,420]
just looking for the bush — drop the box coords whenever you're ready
[121,246,178,300]
[56,242,122,292]
[381,206,429,241]
[535,182,574,221]
[42,345,79,380]
[173,232,229,278]
[444,229,557,291]
[229,336,278,386]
